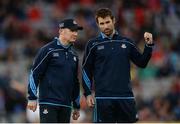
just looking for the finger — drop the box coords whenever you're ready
[76,114,80,120]
[90,103,94,108]
[148,37,153,42]
[87,99,90,106]
[89,102,93,107]
[76,113,80,119]
[145,36,152,42]
[74,114,80,120]
[73,116,78,120]
[87,101,91,107]
[149,40,152,44]
[87,99,92,107]
[28,105,36,112]
[144,32,149,37]
[144,33,151,38]
[27,105,33,110]
[32,106,37,112]
[73,114,76,119]
[88,100,93,107]
[88,102,93,107]
[146,37,150,41]
[91,98,95,105]
[73,113,80,120]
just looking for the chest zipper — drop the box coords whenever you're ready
[110,40,114,50]
[65,52,68,59]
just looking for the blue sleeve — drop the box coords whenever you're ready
[27,47,50,100]
[82,42,94,97]
[72,58,80,109]
[130,41,154,68]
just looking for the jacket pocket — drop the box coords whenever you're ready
[39,78,50,99]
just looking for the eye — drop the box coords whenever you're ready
[70,29,77,32]
[99,22,104,25]
[106,21,110,24]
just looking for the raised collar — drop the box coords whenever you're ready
[100,30,118,40]
[55,37,72,49]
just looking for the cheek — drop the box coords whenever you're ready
[107,23,112,28]
[65,33,71,38]
[110,24,114,29]
[69,34,74,40]
[64,34,68,39]
[99,26,105,31]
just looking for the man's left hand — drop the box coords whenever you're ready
[72,109,80,120]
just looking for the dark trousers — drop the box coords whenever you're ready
[39,104,71,123]
[94,99,138,123]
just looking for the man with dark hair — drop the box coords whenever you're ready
[27,19,83,123]
[82,8,154,123]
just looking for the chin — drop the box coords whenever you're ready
[70,40,76,43]
[104,31,111,36]
[105,33,111,36]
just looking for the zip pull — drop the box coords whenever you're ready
[65,52,68,59]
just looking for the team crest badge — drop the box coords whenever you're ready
[53,52,59,57]
[121,44,127,48]
[73,56,77,61]
[43,109,48,114]
[73,20,77,24]
[97,45,104,50]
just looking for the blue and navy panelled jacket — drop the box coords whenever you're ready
[82,32,154,98]
[28,37,80,109]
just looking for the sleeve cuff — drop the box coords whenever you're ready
[84,91,92,97]
[73,102,80,109]
[145,43,154,47]
[27,95,37,100]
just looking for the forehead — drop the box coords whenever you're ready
[97,16,112,23]
[61,28,77,33]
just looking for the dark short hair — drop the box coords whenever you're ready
[95,8,114,23]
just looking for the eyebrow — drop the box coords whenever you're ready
[105,21,110,23]
[100,22,104,25]
[99,20,110,25]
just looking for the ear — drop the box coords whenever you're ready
[59,29,63,34]
[112,17,116,25]
[96,17,100,25]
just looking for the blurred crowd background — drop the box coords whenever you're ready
[0,0,180,122]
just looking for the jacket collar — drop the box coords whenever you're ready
[100,30,118,40]
[54,37,72,49]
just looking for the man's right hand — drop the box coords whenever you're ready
[86,95,95,108]
[27,100,37,112]
[144,32,153,44]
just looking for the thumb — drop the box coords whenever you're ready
[32,106,37,112]
[91,98,95,105]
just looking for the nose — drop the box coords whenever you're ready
[104,23,109,29]
[73,31,78,36]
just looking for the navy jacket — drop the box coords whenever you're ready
[82,32,153,98]
[28,37,80,109]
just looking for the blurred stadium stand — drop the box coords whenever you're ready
[0,0,180,122]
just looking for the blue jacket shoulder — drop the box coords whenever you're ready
[119,36,136,45]
[86,36,101,47]
[39,41,55,52]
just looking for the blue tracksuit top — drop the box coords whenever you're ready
[28,37,80,109]
[82,32,154,98]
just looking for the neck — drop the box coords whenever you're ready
[102,29,116,38]
[59,36,70,46]
[110,29,116,37]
